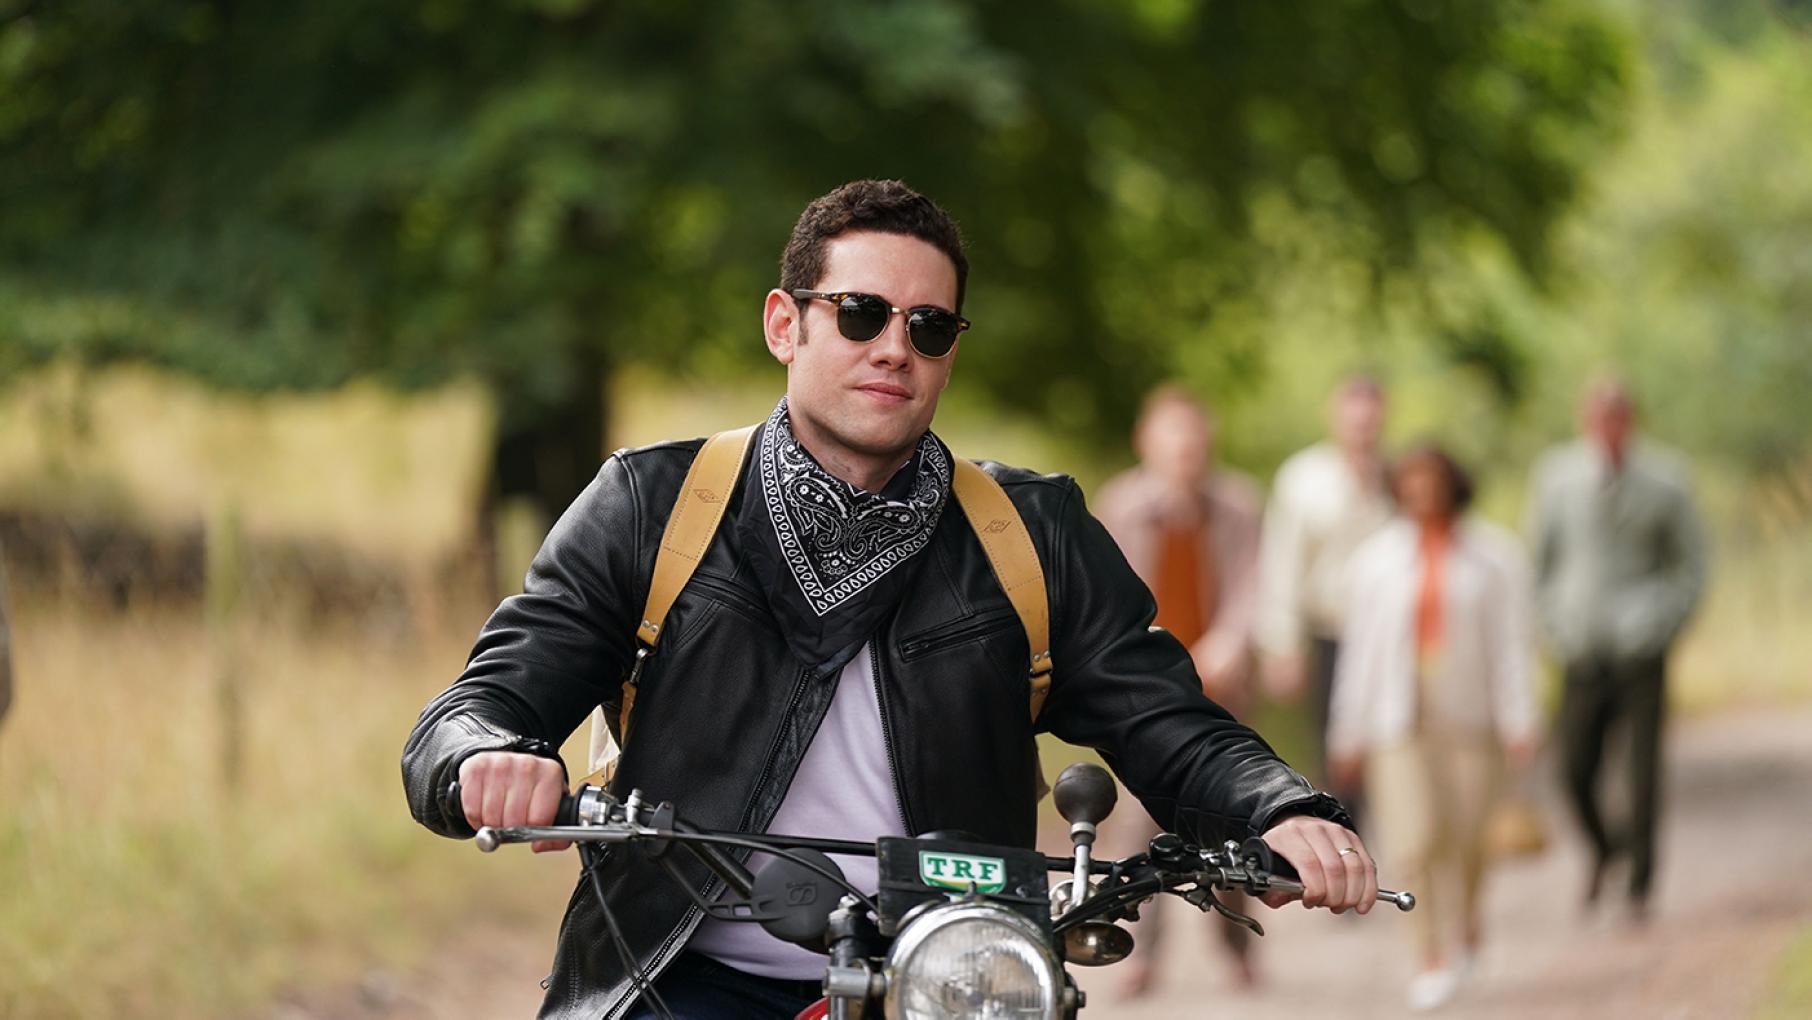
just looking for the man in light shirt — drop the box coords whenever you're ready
[1256,375,1393,794]
[1528,376,1706,921]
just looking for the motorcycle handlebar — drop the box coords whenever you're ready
[458,781,1414,912]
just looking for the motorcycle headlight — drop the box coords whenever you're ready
[885,901,1062,1020]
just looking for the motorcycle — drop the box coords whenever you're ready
[467,763,1413,1019]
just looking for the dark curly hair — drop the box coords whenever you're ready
[779,179,969,312]
[1390,442,1476,515]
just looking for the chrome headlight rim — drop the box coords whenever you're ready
[883,899,1063,1020]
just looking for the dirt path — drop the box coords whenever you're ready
[1074,705,1812,1019]
[264,919,554,1020]
[281,706,1812,1018]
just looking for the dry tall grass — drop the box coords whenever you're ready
[1671,532,1812,712]
[0,598,579,1019]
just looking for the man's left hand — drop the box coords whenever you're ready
[1257,814,1377,915]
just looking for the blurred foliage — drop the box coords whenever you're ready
[1193,0,1812,514]
[0,0,1629,476]
[1551,0,1812,486]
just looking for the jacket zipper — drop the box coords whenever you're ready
[602,666,813,1020]
[741,666,816,828]
[603,907,705,1020]
[871,648,916,836]
[897,608,1018,661]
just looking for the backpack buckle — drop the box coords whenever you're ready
[627,644,653,687]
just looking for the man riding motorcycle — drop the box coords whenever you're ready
[402,179,1377,1019]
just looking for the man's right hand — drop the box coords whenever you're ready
[457,751,572,853]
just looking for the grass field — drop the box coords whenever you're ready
[0,599,580,1019]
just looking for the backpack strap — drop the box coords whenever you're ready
[951,459,1054,721]
[583,424,756,783]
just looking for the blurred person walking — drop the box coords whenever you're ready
[1328,445,1538,1011]
[1093,385,1265,995]
[1257,375,1392,800]
[1528,377,1707,921]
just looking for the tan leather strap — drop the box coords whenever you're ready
[637,425,760,649]
[952,458,1054,721]
[589,426,756,781]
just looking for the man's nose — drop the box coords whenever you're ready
[867,310,914,368]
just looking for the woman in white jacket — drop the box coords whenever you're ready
[1329,444,1538,1011]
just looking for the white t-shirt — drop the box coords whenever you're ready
[686,642,907,978]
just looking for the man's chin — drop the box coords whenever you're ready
[828,417,929,461]
[792,401,934,465]
[838,430,923,460]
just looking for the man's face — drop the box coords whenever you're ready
[766,231,960,473]
[1136,400,1214,486]
[1330,385,1386,452]
[1584,393,1634,458]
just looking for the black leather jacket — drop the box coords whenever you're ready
[402,437,1347,1019]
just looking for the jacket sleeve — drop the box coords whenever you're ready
[1484,533,1540,746]
[401,453,647,837]
[1644,477,1708,654]
[1199,476,1263,677]
[1036,479,1348,845]
[1325,547,1382,762]
[1255,460,1310,658]
[1525,452,1568,650]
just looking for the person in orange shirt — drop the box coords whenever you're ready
[1328,444,1538,1011]
[1093,385,1266,995]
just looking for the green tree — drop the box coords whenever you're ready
[1562,0,1812,486]
[0,0,1628,526]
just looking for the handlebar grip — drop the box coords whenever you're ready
[445,780,583,831]
[1240,836,1297,881]
[1243,835,1414,911]
[556,790,580,827]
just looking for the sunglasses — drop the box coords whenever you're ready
[790,289,970,359]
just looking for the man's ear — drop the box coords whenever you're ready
[764,290,800,365]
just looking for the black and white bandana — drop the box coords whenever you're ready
[735,398,952,674]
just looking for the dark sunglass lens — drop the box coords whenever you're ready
[907,310,960,357]
[836,294,890,342]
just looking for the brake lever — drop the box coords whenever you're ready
[1177,883,1267,937]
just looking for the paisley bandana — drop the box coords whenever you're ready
[735,398,952,674]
